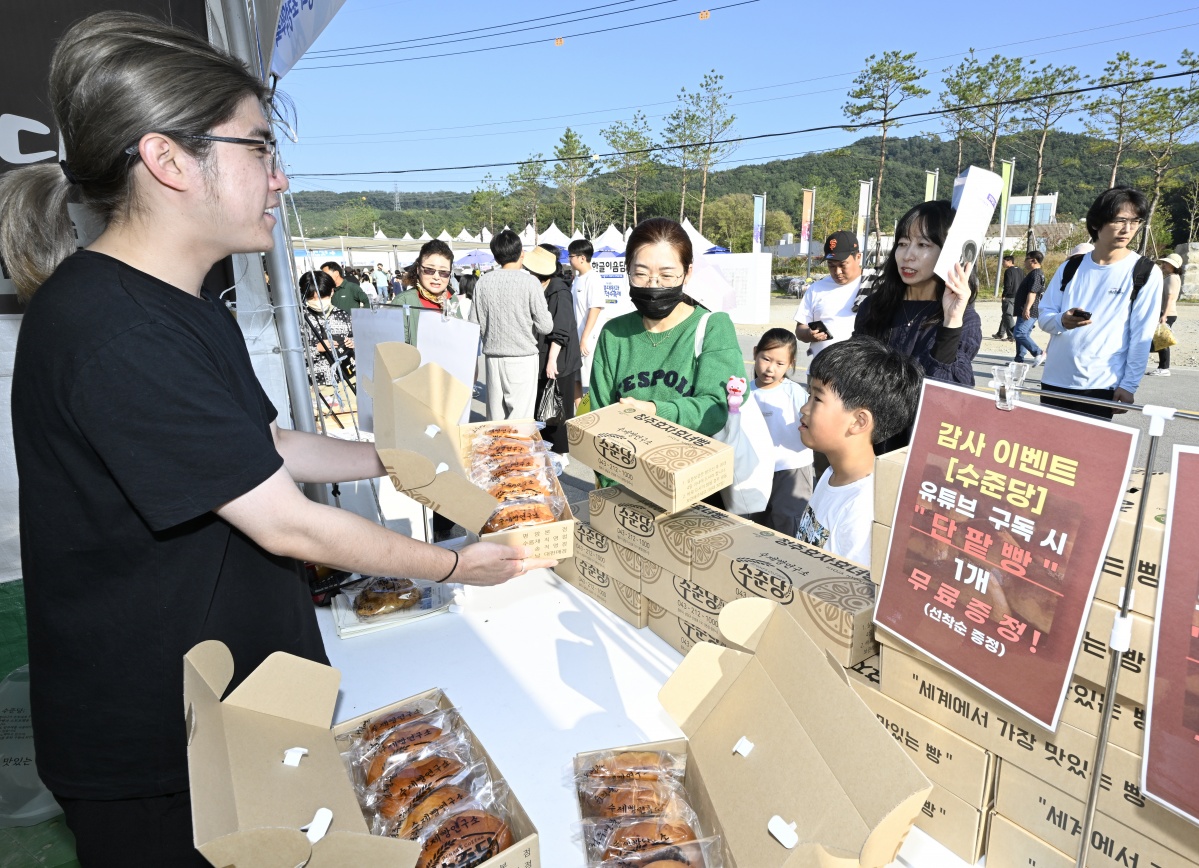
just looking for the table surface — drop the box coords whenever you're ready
[315,566,977,868]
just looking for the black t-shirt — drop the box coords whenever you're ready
[1014,269,1046,319]
[1002,265,1023,299]
[12,251,328,800]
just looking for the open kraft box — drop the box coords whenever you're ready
[184,641,538,868]
[578,598,930,867]
[365,341,574,560]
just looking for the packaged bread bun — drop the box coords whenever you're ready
[389,778,508,842]
[470,452,553,486]
[474,436,546,462]
[415,808,515,868]
[351,709,463,788]
[474,423,538,442]
[481,499,558,534]
[600,818,698,861]
[338,695,443,746]
[579,778,687,820]
[373,756,490,821]
[576,750,686,783]
[352,576,423,618]
[594,837,721,868]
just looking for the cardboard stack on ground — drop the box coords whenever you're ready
[183,641,539,868]
[870,449,1193,864]
[367,342,574,560]
[576,598,931,867]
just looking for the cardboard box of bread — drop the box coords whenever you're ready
[184,641,538,868]
[645,600,729,657]
[687,523,877,667]
[994,761,1199,868]
[878,644,1199,863]
[567,403,734,512]
[573,598,931,867]
[910,784,988,865]
[586,486,750,581]
[556,555,646,629]
[572,521,642,591]
[367,342,574,560]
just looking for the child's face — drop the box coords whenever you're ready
[754,346,793,388]
[799,377,858,452]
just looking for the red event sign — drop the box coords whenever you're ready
[1144,445,1199,826]
[874,380,1137,728]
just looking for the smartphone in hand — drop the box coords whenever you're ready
[808,320,831,338]
[1073,309,1092,321]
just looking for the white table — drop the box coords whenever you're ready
[315,568,977,868]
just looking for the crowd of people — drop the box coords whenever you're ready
[0,10,1185,866]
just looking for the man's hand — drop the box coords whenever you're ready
[618,397,657,415]
[454,543,557,586]
[1112,388,1134,415]
[1062,308,1093,330]
[809,326,830,342]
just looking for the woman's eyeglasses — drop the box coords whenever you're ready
[420,266,452,279]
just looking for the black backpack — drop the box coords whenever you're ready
[1056,253,1157,306]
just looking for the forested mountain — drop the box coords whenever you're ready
[289,129,1199,248]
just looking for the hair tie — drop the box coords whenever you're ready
[59,160,79,185]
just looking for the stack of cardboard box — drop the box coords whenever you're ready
[870,450,1194,866]
[565,405,880,668]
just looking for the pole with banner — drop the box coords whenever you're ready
[751,193,766,254]
[924,169,940,202]
[873,379,1139,730]
[801,188,815,279]
[270,0,350,78]
[1144,444,1199,830]
[856,180,872,261]
[991,159,1014,298]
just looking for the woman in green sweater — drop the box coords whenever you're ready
[590,218,743,437]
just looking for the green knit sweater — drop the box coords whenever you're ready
[590,306,742,435]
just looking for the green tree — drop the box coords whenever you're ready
[506,155,546,234]
[690,70,737,234]
[469,173,504,234]
[601,112,657,228]
[703,193,794,252]
[663,87,704,222]
[1017,64,1081,249]
[939,64,982,175]
[1131,51,1199,253]
[949,51,1030,171]
[843,50,929,240]
[1084,52,1164,188]
[551,128,594,234]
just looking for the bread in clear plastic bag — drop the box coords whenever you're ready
[385,779,509,842]
[470,452,554,486]
[472,435,549,463]
[372,753,488,821]
[349,709,464,788]
[415,805,517,868]
[578,776,688,820]
[575,750,687,784]
[351,576,423,619]
[473,423,539,442]
[593,836,724,868]
[486,471,557,503]
[337,694,444,747]
[579,799,702,864]
[481,497,561,534]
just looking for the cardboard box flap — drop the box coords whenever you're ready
[185,638,237,698]
[222,651,340,730]
[196,827,314,868]
[306,831,422,867]
[660,600,930,867]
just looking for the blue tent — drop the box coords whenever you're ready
[455,249,495,267]
[591,246,625,258]
[705,246,730,254]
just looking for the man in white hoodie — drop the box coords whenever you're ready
[1037,187,1161,420]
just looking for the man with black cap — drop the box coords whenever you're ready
[793,231,864,357]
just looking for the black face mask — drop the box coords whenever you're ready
[629,283,686,320]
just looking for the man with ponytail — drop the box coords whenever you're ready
[0,13,550,864]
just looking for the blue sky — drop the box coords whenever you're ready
[275,0,1199,193]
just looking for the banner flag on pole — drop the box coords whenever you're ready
[925,171,937,203]
[800,189,815,256]
[751,194,766,254]
[856,181,871,253]
[271,0,349,79]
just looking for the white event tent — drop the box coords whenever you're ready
[591,224,626,252]
[537,222,571,248]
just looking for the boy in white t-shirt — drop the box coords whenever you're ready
[796,338,923,566]
[569,238,606,405]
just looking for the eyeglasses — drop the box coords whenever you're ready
[420,266,452,279]
[1108,218,1144,230]
[124,134,280,174]
[629,274,682,287]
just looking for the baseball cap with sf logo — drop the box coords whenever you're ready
[824,231,860,261]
